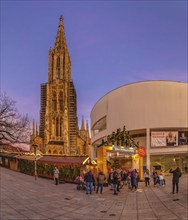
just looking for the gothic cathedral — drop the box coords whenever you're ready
[30,16,91,156]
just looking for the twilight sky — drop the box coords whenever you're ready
[1,1,187,129]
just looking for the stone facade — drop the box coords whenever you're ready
[30,16,91,156]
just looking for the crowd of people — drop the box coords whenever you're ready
[151,168,166,187]
[53,166,182,195]
[75,167,141,195]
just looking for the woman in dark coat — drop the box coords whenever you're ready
[169,167,182,194]
[131,169,138,191]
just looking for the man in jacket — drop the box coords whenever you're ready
[85,170,94,194]
[96,170,106,194]
[170,167,182,194]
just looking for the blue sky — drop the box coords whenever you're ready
[1,1,187,129]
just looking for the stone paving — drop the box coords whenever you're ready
[0,167,187,220]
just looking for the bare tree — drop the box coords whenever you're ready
[0,93,31,144]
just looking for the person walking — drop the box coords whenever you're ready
[108,168,114,191]
[96,170,106,194]
[121,170,128,188]
[161,170,166,185]
[113,168,119,195]
[153,171,158,186]
[158,170,164,187]
[85,170,94,194]
[127,172,132,190]
[144,169,150,187]
[53,167,59,185]
[117,169,122,192]
[131,169,138,191]
[170,167,182,194]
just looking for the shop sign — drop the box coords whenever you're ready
[112,145,136,154]
[138,146,146,158]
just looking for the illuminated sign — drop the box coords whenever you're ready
[112,145,136,154]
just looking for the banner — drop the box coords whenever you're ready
[178,131,188,145]
[166,131,178,146]
[151,131,178,147]
[151,132,166,146]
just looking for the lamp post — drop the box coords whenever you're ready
[32,144,37,180]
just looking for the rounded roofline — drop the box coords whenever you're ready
[90,80,188,115]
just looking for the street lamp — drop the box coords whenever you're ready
[32,144,38,180]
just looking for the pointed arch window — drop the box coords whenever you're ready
[59,91,63,98]
[56,118,59,136]
[56,56,60,79]
[59,91,63,111]
[52,91,57,111]
[60,117,62,137]
[57,56,60,67]
[53,150,58,155]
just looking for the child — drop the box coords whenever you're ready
[158,171,164,187]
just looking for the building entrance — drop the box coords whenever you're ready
[97,146,144,180]
[108,156,132,171]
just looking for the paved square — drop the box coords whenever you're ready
[0,167,187,220]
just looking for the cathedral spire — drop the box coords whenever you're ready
[33,120,35,136]
[81,116,85,130]
[86,120,90,139]
[60,15,63,26]
[54,15,67,52]
[86,120,89,131]
[36,123,38,136]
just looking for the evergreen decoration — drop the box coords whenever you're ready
[18,159,34,175]
[17,158,81,182]
[98,126,139,150]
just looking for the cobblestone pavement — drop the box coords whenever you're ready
[0,167,187,220]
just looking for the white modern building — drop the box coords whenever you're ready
[90,80,188,173]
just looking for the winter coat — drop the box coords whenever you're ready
[97,172,106,184]
[108,171,114,183]
[113,171,119,184]
[85,172,94,183]
[170,167,182,183]
[131,170,137,186]
[54,168,59,178]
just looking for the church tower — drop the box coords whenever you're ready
[39,16,78,155]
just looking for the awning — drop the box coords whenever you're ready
[38,156,89,165]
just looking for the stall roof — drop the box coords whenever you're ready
[16,155,35,161]
[38,156,89,164]
[0,152,18,158]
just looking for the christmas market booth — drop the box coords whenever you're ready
[37,155,91,182]
[97,127,146,181]
[0,148,92,183]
